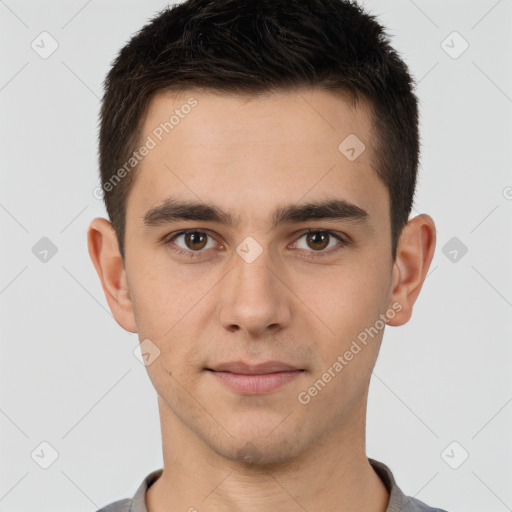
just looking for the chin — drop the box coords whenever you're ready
[206,427,310,468]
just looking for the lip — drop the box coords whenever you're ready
[207,360,303,374]
[206,361,305,395]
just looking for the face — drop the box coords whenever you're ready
[115,88,400,464]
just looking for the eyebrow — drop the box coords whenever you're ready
[142,196,373,232]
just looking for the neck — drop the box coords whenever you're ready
[146,396,389,512]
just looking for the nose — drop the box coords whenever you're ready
[217,246,292,338]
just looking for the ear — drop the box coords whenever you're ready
[386,214,436,326]
[87,217,137,333]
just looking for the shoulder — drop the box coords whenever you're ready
[368,458,450,512]
[400,494,450,511]
[93,468,163,512]
[94,497,132,512]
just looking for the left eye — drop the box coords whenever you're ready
[292,230,345,253]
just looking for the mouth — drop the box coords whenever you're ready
[205,361,305,394]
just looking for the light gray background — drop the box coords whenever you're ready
[1,0,511,511]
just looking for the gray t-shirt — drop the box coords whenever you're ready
[95,458,449,512]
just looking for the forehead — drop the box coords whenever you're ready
[127,87,388,229]
[141,87,373,154]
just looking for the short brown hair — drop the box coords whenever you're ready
[98,0,420,262]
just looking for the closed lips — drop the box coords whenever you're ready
[206,361,305,374]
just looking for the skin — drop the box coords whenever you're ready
[88,87,436,512]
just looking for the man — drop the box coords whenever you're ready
[88,0,444,510]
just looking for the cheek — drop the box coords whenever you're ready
[294,258,386,338]
[128,261,210,372]
[128,257,203,338]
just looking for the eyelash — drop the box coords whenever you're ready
[162,229,349,260]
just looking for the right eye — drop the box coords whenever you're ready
[163,230,222,258]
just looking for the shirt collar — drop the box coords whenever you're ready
[129,458,413,512]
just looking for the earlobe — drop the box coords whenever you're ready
[386,214,436,327]
[87,217,138,333]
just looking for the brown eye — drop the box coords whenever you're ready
[183,231,208,250]
[166,230,217,255]
[292,230,347,257]
[305,231,330,251]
